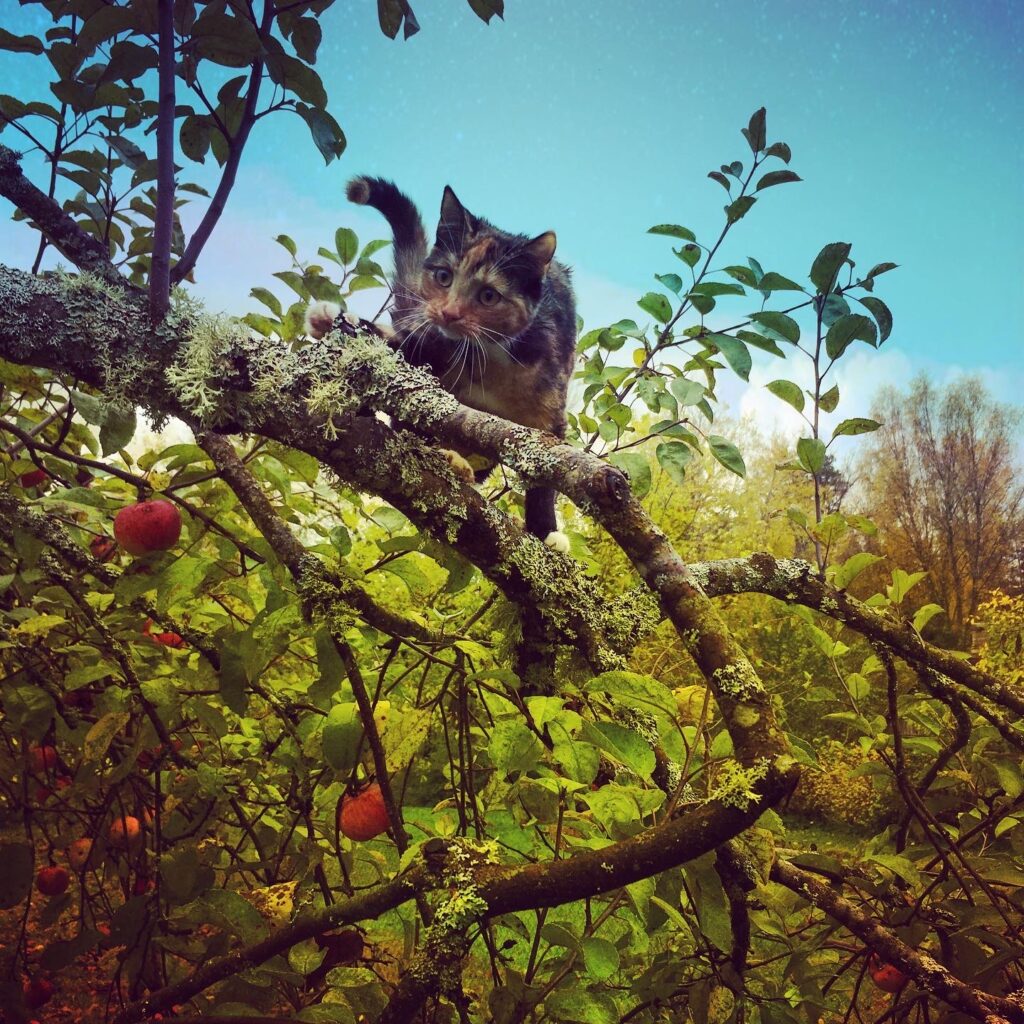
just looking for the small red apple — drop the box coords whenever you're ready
[36,866,70,896]
[133,875,155,896]
[90,534,117,562]
[23,977,54,1009]
[338,782,391,841]
[20,468,48,488]
[152,629,185,648]
[28,745,58,774]
[109,814,142,848]
[113,500,182,555]
[869,955,909,992]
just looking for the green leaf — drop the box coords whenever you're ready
[638,291,673,323]
[764,141,792,162]
[832,552,882,590]
[864,261,898,281]
[276,234,298,257]
[552,740,598,785]
[723,264,759,287]
[708,435,746,477]
[83,711,130,767]
[708,170,731,192]
[99,406,136,456]
[766,380,804,413]
[250,287,283,318]
[298,105,346,164]
[825,313,875,360]
[179,115,211,163]
[913,603,945,633]
[887,568,927,604]
[656,441,693,485]
[544,989,618,1024]
[0,29,44,54]
[831,417,881,439]
[335,227,359,264]
[725,195,757,223]
[810,242,851,293]
[581,937,619,980]
[675,243,702,268]
[581,721,655,779]
[707,334,751,381]
[467,0,505,23]
[750,311,800,344]
[857,295,893,343]
[290,17,323,63]
[323,702,362,772]
[684,853,733,952]
[796,437,826,473]
[289,938,327,976]
[669,377,704,407]
[654,272,682,295]
[758,271,804,292]
[0,842,32,909]
[819,383,840,412]
[648,224,696,241]
[608,450,651,500]
[489,720,544,775]
[736,330,784,357]
[742,106,767,153]
[756,169,801,190]
[267,53,327,106]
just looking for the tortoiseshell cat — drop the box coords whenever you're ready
[308,177,576,551]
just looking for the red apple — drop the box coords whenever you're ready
[152,629,185,649]
[36,866,70,896]
[109,814,142,848]
[869,955,909,992]
[20,468,49,488]
[28,745,58,774]
[23,977,54,1009]
[338,782,391,841]
[113,500,181,555]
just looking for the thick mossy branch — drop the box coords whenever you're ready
[691,554,1024,718]
[0,264,642,669]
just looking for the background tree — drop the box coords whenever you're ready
[862,375,1023,645]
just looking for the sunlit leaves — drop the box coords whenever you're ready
[648,224,696,241]
[708,435,746,477]
[766,379,805,414]
[637,291,673,323]
[831,417,881,439]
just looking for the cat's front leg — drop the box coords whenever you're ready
[525,486,570,553]
[305,301,396,342]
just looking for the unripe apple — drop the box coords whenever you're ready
[338,782,391,841]
[66,837,94,871]
[36,866,70,896]
[28,745,58,774]
[113,500,181,555]
[109,814,142,848]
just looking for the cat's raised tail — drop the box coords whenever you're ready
[346,176,427,282]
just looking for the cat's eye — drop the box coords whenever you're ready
[478,286,501,307]
[433,268,453,287]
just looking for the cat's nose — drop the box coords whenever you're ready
[440,308,462,324]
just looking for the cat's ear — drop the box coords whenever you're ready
[439,186,478,232]
[523,231,557,268]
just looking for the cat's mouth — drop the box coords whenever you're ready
[433,321,469,341]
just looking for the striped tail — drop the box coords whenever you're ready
[346,176,427,284]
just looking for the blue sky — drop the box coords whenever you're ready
[1,0,1021,426]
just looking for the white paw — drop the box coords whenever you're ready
[439,449,476,483]
[304,301,342,339]
[543,530,570,553]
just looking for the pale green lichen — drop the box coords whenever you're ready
[708,758,770,811]
[164,309,240,421]
[733,704,762,728]
[713,660,764,700]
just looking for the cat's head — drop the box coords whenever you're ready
[416,186,556,343]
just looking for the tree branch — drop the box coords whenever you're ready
[149,0,176,321]
[771,859,1023,1024]
[0,145,129,289]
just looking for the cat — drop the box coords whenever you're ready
[307,177,576,552]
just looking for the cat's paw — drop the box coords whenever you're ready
[304,301,342,340]
[439,449,476,483]
[543,531,570,554]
